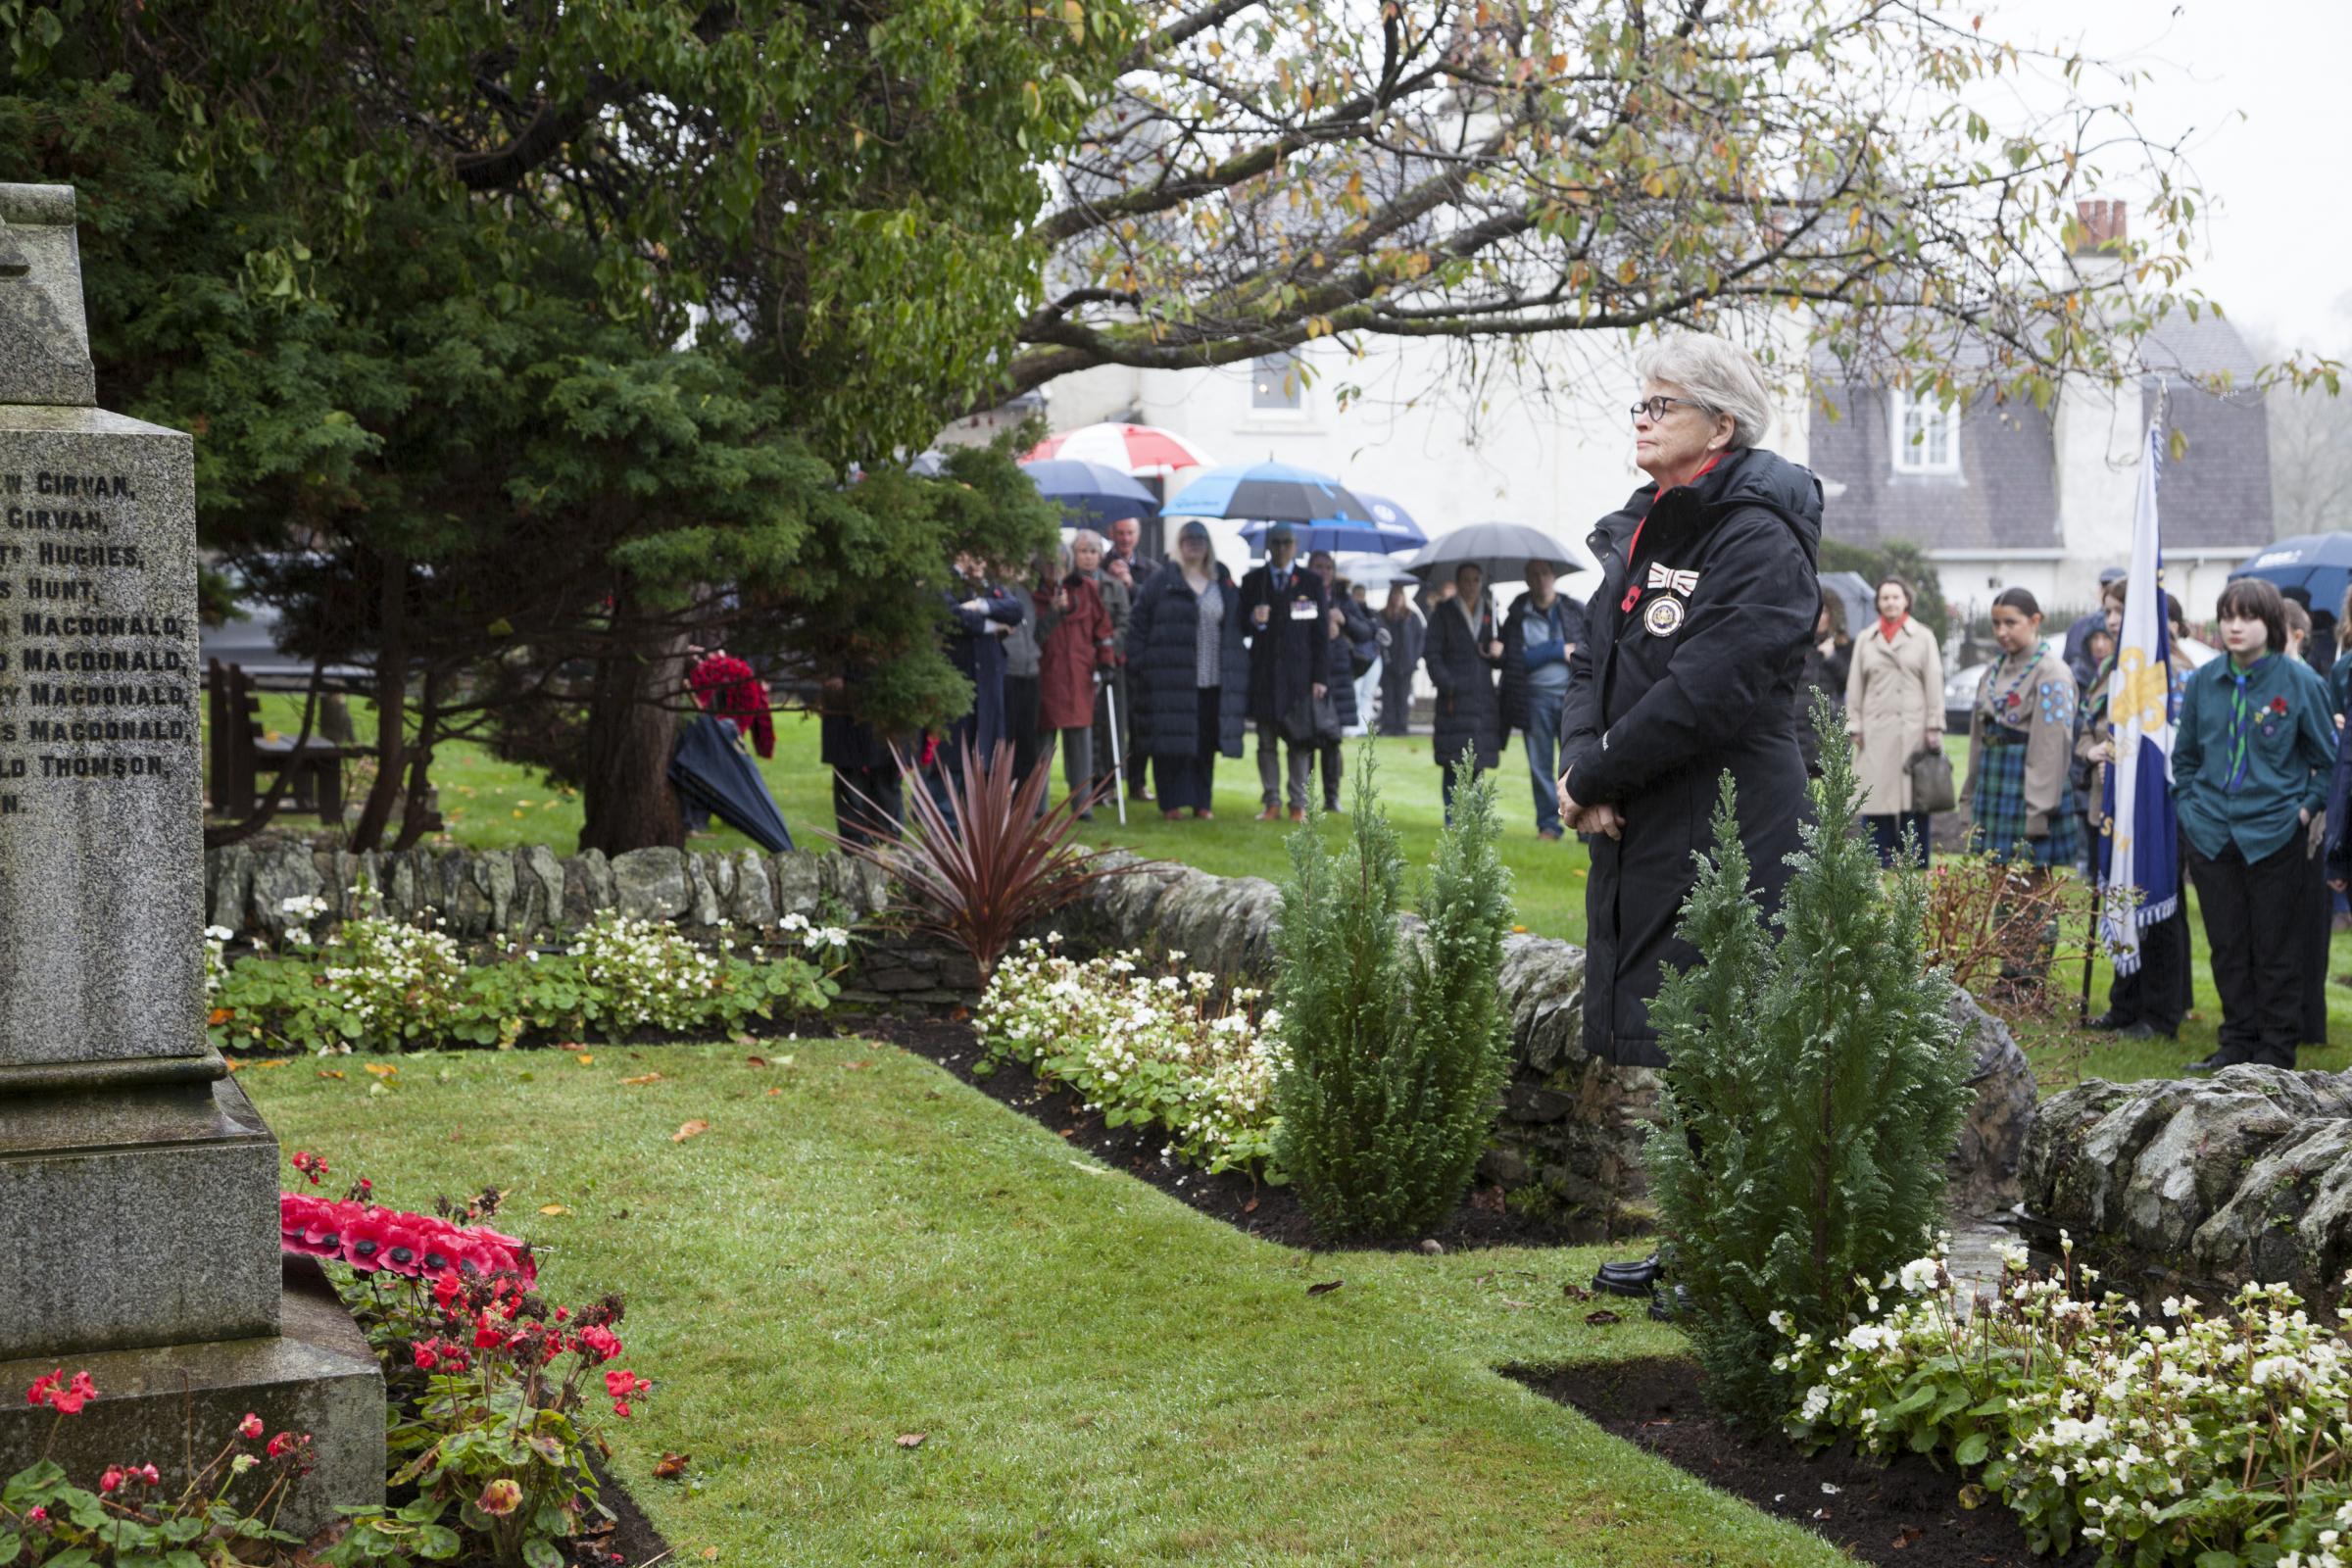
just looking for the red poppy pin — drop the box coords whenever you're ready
[2271,697,2289,715]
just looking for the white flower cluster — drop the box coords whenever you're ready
[278,893,331,949]
[567,911,727,1032]
[779,911,854,954]
[974,938,1285,1174]
[318,914,468,1052]
[1776,1236,2352,1563]
[204,925,233,997]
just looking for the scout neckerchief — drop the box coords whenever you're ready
[1982,639,2052,732]
[2223,651,2275,796]
[1617,453,1726,615]
[1878,612,1908,642]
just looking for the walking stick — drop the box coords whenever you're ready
[1104,677,1129,827]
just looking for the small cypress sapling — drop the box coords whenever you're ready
[1271,744,1513,1242]
[1642,710,1971,1424]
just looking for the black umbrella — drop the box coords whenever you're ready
[668,717,794,853]
[1167,460,1372,525]
[1405,521,1581,584]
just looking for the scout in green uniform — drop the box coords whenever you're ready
[2175,576,2336,1073]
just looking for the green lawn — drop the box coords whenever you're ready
[242,1040,1846,1567]
[233,699,2352,1093]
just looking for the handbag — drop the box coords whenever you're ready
[1906,745,1958,814]
[1282,689,1342,744]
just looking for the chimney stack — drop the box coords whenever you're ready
[2073,198,2128,256]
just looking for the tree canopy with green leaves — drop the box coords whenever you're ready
[1009,0,2335,410]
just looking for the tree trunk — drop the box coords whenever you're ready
[349,551,410,853]
[390,667,445,853]
[578,606,688,856]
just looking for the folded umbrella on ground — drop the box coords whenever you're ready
[668,716,794,854]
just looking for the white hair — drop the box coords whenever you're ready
[1071,527,1106,553]
[1635,332,1775,448]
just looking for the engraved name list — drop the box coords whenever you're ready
[0,466,193,817]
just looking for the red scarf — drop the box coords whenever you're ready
[1878,613,1908,643]
[1619,454,1727,613]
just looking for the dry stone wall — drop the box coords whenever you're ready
[202,839,2034,1227]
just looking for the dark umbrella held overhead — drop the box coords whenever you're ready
[1405,520,1580,585]
[1239,491,1428,556]
[1166,460,1372,525]
[1020,459,1161,530]
[2233,533,2352,621]
[668,717,794,854]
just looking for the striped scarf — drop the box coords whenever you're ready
[2223,654,2272,795]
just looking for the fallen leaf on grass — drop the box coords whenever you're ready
[702,1549,719,1562]
[575,1054,594,1065]
[1560,1280,1592,1301]
[1889,1524,1924,1549]
[1306,1279,1344,1298]
[732,1033,757,1048]
[764,1087,783,1098]
[840,1060,865,1071]
[653,1452,689,1480]
[620,1072,663,1086]
[362,1062,397,1078]
[537,1203,570,1217]
[895,1434,926,1449]
[1583,1308,1622,1327]
[745,1055,768,1067]
[671,1120,710,1143]
[256,1059,287,1070]
[318,1070,345,1081]
[1498,1297,1533,1309]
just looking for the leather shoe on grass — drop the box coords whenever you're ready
[1255,805,1282,822]
[2084,1010,2131,1032]
[1592,1253,1663,1298]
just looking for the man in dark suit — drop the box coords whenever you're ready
[1238,523,1330,821]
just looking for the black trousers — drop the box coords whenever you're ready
[1004,674,1042,786]
[1317,739,1344,808]
[832,764,903,849]
[1864,811,1930,868]
[2105,883,2191,1035]
[2299,830,2333,1046]
[1152,688,1222,813]
[2187,836,2307,1068]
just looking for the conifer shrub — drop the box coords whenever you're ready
[1271,744,1513,1242]
[1643,711,1972,1424]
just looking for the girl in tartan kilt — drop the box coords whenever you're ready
[1966,588,2082,869]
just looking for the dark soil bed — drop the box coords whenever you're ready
[1512,1356,2094,1568]
[433,1455,669,1568]
[846,1011,1616,1254]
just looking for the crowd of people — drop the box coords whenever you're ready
[807,328,2352,1088]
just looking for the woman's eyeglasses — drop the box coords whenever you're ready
[1629,396,1708,424]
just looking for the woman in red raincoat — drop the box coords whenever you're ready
[1036,544,1117,818]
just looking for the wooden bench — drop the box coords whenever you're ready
[205,660,366,822]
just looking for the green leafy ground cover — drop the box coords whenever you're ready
[224,700,2352,1087]
[241,1041,1849,1567]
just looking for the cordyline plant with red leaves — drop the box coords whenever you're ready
[831,738,1142,982]
[5,1368,320,1565]
[278,1165,647,1568]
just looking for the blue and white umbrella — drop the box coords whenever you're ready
[1020,459,1161,529]
[1166,460,1371,526]
[1239,491,1427,555]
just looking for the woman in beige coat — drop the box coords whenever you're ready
[1844,574,1944,865]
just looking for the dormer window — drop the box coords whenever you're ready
[1891,387,1962,475]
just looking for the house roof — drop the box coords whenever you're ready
[1808,308,2271,557]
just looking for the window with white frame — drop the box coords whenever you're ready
[1250,354,1306,413]
[1890,387,1962,475]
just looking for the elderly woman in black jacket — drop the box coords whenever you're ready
[1424,561,1505,821]
[1556,332,1821,1072]
[1127,521,1250,820]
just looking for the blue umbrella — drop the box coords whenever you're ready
[2232,533,2352,619]
[1166,460,1371,525]
[1239,490,1427,555]
[1020,459,1160,529]
[668,717,794,853]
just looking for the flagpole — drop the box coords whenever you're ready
[2082,758,2106,1025]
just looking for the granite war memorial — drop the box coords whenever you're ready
[0,182,380,1532]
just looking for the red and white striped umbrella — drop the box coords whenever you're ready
[1020,422,1214,479]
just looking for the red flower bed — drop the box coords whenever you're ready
[278,1192,534,1285]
